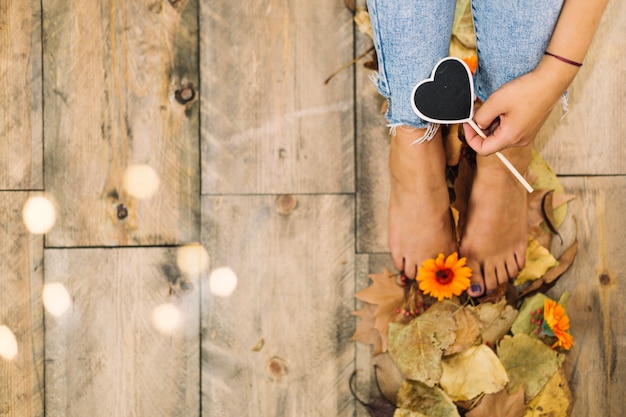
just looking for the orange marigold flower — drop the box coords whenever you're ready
[544,299,574,350]
[417,253,472,302]
[462,55,478,74]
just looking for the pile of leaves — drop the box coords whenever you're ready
[352,149,578,417]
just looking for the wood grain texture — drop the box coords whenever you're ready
[43,0,200,247]
[355,36,389,254]
[0,193,44,416]
[535,0,626,175]
[200,0,355,195]
[44,248,199,417]
[548,176,626,417]
[201,195,355,416]
[0,0,43,190]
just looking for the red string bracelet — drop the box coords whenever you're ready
[545,51,583,67]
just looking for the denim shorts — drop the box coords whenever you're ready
[367,0,564,129]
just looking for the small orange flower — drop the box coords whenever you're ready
[543,299,574,350]
[462,55,478,74]
[417,253,472,301]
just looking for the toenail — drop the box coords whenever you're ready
[470,284,482,293]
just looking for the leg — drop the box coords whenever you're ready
[367,0,457,277]
[463,0,565,296]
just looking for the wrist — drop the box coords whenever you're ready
[533,55,579,97]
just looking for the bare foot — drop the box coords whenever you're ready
[460,145,532,296]
[388,126,457,278]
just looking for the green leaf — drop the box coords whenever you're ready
[498,334,563,400]
[394,380,460,417]
[511,293,548,337]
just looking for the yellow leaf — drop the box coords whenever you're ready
[444,306,483,355]
[515,238,558,285]
[440,345,509,401]
[354,8,373,39]
[524,368,572,416]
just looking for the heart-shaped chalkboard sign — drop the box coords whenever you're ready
[411,57,475,124]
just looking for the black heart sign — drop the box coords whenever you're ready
[411,57,475,124]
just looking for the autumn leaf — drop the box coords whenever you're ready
[469,300,519,345]
[440,345,509,401]
[387,302,457,386]
[528,150,569,228]
[444,306,483,355]
[511,293,548,336]
[466,388,525,417]
[395,380,460,417]
[354,8,373,39]
[352,303,384,355]
[355,269,406,352]
[498,334,564,401]
[514,238,558,285]
[525,368,572,417]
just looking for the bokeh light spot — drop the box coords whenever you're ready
[22,196,56,234]
[123,164,160,200]
[209,267,238,297]
[43,283,72,317]
[176,243,210,276]
[152,303,181,334]
[0,326,18,360]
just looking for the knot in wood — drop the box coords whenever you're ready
[116,204,128,220]
[175,84,195,105]
[598,273,612,286]
[275,195,297,216]
[266,356,288,380]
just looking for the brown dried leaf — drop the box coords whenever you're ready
[352,303,384,355]
[344,0,356,13]
[543,240,577,284]
[395,380,460,417]
[469,300,518,345]
[444,307,483,355]
[356,269,406,352]
[527,189,551,229]
[541,190,562,240]
[466,388,525,417]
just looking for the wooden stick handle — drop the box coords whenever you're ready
[466,119,534,193]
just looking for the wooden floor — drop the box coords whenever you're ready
[0,0,624,416]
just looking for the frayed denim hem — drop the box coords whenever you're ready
[387,123,440,145]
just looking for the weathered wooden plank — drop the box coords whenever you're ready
[0,193,44,416]
[0,0,43,189]
[44,247,199,417]
[355,34,389,254]
[548,176,626,417]
[43,0,200,247]
[200,0,355,194]
[535,0,626,175]
[201,194,355,416]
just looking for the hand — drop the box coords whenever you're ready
[463,69,566,156]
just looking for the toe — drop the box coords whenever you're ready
[467,259,484,296]
[505,255,520,280]
[483,261,499,293]
[402,257,419,279]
